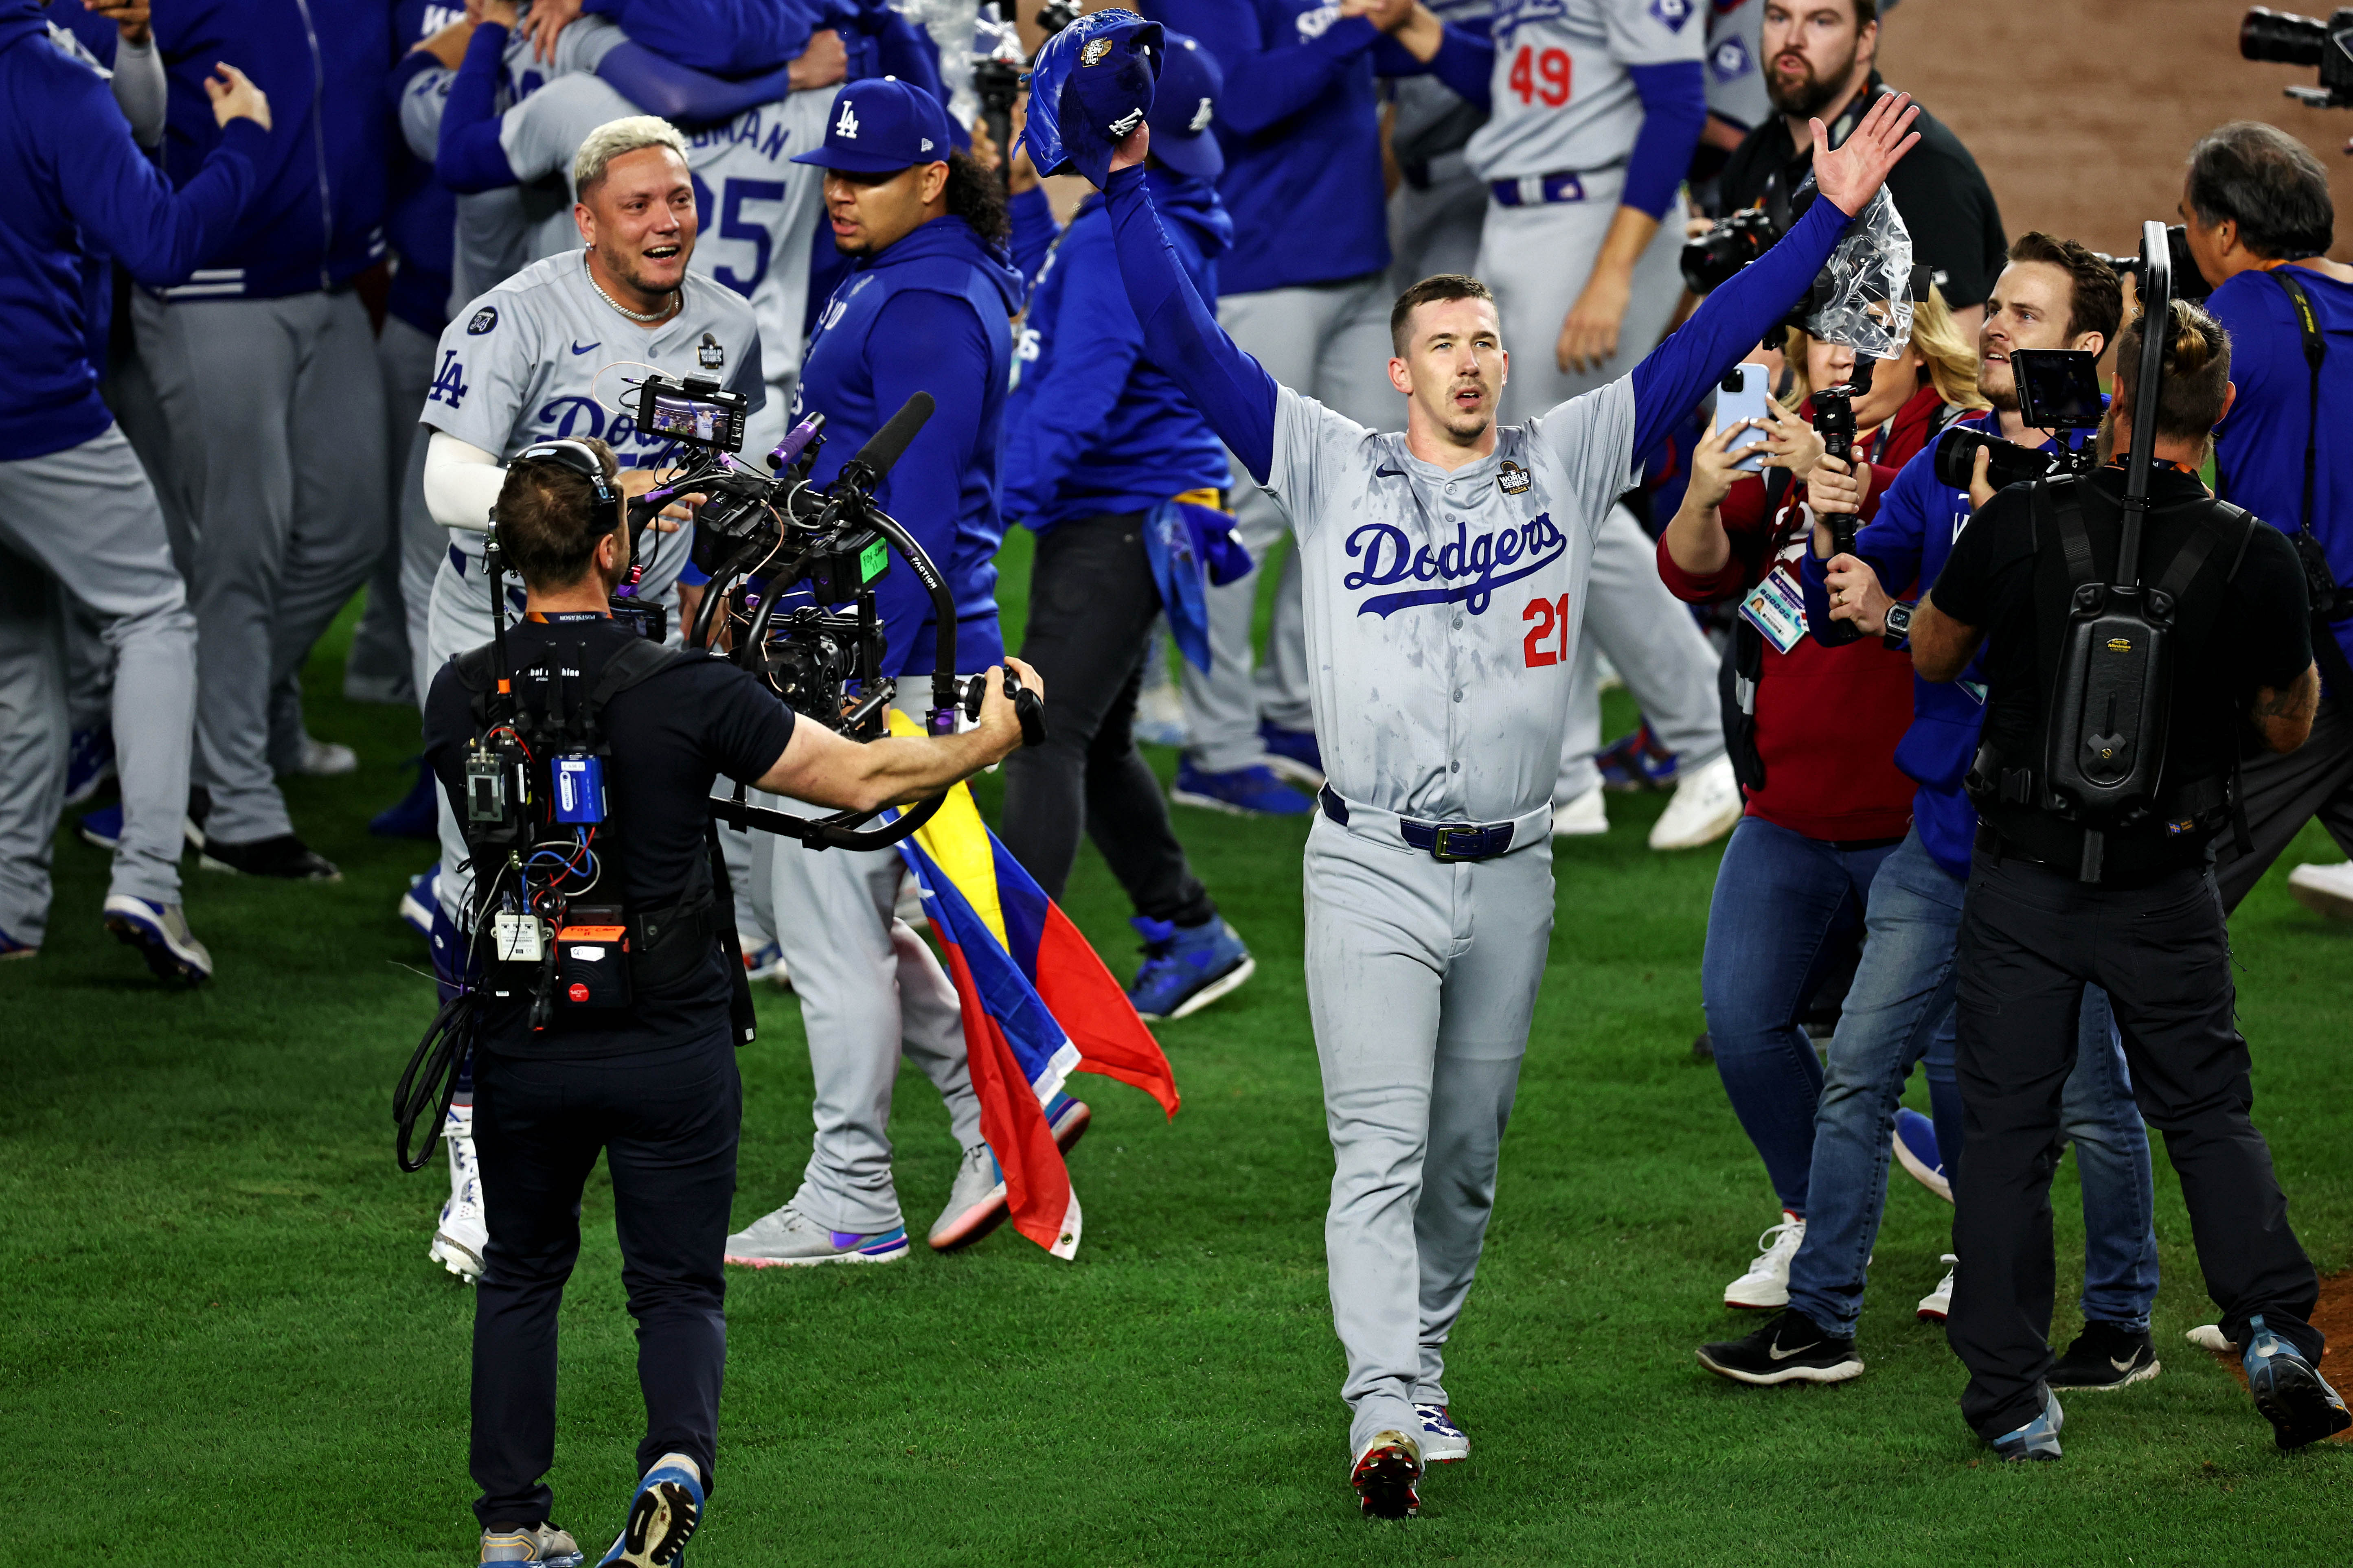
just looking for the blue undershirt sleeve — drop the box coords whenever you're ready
[1369,25,1493,109]
[1154,0,1382,138]
[1622,61,1706,221]
[593,42,795,124]
[435,22,518,193]
[1102,164,1278,482]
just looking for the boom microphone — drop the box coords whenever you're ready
[840,392,935,493]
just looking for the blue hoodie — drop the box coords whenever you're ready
[0,0,264,459]
[1003,169,1233,532]
[150,0,388,300]
[386,1,456,335]
[792,215,1026,679]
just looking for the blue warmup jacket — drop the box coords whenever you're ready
[386,2,455,334]
[792,215,1025,678]
[0,0,263,459]
[1796,414,2094,882]
[1003,169,1234,534]
[150,0,388,300]
[2209,265,2353,681]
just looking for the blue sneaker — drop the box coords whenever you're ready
[598,1454,702,1566]
[1127,915,1255,1021]
[399,865,439,938]
[1594,721,1678,792]
[1892,1108,1951,1203]
[370,760,441,839]
[1258,722,1325,788]
[1988,1384,2064,1461]
[0,926,36,960]
[2242,1314,2353,1450]
[64,726,115,806]
[1169,760,1311,817]
[78,803,123,852]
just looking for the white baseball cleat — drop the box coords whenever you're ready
[2287,861,2353,921]
[1917,1254,1957,1323]
[1650,753,1741,851]
[1552,786,1608,837]
[430,1106,487,1282]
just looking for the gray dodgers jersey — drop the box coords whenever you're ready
[1703,0,1768,132]
[419,252,765,540]
[1464,0,1706,182]
[1263,379,1639,824]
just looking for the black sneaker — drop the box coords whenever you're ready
[1697,1310,1865,1385]
[199,833,341,881]
[2047,1320,2161,1392]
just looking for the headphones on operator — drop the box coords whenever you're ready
[507,438,626,545]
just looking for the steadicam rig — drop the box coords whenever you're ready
[625,374,1042,852]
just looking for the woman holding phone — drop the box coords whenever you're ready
[1655,288,1985,1312]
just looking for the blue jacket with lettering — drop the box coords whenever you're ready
[1002,169,1233,533]
[151,0,388,300]
[0,0,264,459]
[793,215,1025,678]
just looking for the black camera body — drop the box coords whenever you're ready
[2092,225,2213,304]
[1931,348,2105,492]
[2243,6,2353,107]
[1682,206,1783,296]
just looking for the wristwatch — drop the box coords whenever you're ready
[1882,600,1916,650]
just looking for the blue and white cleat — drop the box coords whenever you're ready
[1988,1384,2064,1462]
[1892,1108,1952,1203]
[723,1205,908,1268]
[0,926,36,960]
[64,726,115,806]
[1413,1404,1469,1463]
[1594,720,1678,792]
[101,894,212,983]
[1169,760,1312,817]
[480,1522,585,1565]
[1126,915,1254,1021]
[1258,722,1325,789]
[78,804,206,855]
[2242,1314,2353,1450]
[399,864,440,939]
[739,937,788,986]
[598,1454,702,1567]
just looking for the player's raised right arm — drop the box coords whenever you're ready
[1102,129,1281,483]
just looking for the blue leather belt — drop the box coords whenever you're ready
[1489,171,1590,208]
[1318,784,1517,863]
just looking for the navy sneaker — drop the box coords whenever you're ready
[64,726,115,806]
[77,803,123,852]
[370,760,441,839]
[0,926,35,960]
[1988,1385,2065,1461]
[1594,721,1678,792]
[1169,760,1312,817]
[598,1454,702,1566]
[2242,1314,2353,1450]
[1127,915,1255,1021]
[1258,722,1325,788]
[1892,1107,1951,1203]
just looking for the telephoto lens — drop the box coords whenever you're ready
[1931,426,2063,493]
[2241,7,2337,64]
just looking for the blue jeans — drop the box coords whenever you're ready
[1786,828,2160,1336]
[1703,815,1901,1216]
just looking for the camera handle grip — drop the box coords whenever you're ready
[959,668,1048,747]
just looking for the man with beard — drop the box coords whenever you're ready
[1716,0,2004,334]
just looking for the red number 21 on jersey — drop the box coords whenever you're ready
[1522,593,1572,668]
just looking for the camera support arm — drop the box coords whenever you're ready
[2116,220,2173,587]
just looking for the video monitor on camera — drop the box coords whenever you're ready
[2011,350,2106,431]
[632,373,748,453]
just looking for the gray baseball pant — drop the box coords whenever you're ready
[1187,278,1400,771]
[348,316,441,705]
[0,428,197,941]
[760,769,981,1235]
[1554,505,1727,805]
[132,289,388,845]
[1304,813,1552,1456]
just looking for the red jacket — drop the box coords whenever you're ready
[1656,381,1955,843]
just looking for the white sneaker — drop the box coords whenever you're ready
[430,1106,487,1281]
[1650,753,1742,851]
[296,735,358,776]
[1133,680,1188,749]
[2287,861,2353,921]
[929,1143,1008,1252]
[1552,786,1608,837]
[1917,1254,1957,1322]
[1724,1211,1806,1309]
[2186,1323,2238,1353]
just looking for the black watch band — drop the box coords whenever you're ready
[1882,600,1916,650]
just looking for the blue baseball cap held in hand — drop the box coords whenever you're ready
[1145,31,1224,183]
[1022,9,1163,188]
[790,76,954,174]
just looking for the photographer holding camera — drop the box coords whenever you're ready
[2182,120,2353,920]
[1907,294,2344,1460]
[421,434,1039,1567]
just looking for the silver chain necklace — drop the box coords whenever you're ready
[583,249,678,324]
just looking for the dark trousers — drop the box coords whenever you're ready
[2214,696,2353,911]
[1000,511,1214,925]
[1949,854,2320,1439]
[470,1032,741,1529]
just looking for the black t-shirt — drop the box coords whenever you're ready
[1928,464,2313,858]
[423,613,795,1059]
[1716,77,2008,311]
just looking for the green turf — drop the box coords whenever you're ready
[7,535,2351,1566]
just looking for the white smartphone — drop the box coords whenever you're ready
[1713,363,1774,473]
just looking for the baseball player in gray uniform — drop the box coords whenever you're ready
[1386,0,1493,292]
[1465,0,1737,848]
[1096,94,1915,1514]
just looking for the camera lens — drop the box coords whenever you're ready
[2241,7,2329,64]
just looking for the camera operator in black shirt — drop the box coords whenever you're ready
[1908,300,2344,1462]
[419,436,1040,1566]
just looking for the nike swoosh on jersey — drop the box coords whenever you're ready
[571,341,600,356]
[1375,465,1408,478]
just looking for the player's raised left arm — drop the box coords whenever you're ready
[1622,92,1920,463]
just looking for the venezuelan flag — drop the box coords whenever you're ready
[887,736,1181,1259]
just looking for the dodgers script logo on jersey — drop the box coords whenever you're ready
[1343,511,1567,618]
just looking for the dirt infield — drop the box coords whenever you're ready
[1882,0,2353,263]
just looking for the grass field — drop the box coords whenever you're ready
[6,530,2351,1566]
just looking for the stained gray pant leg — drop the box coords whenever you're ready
[1557,504,1726,802]
[0,550,65,942]
[349,316,438,701]
[0,429,196,909]
[402,435,445,710]
[1387,158,1488,290]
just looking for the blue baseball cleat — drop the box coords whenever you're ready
[370,760,441,839]
[77,803,122,851]
[598,1454,702,1567]
[399,865,440,939]
[1126,915,1255,1021]
[1988,1385,2064,1461]
[1414,1404,1469,1463]
[102,895,212,983]
[2242,1314,2353,1450]
[1892,1107,1951,1202]
[1594,720,1678,792]
[1258,721,1325,788]
[1169,760,1312,817]
[64,726,115,806]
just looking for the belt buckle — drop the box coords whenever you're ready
[1430,823,1477,863]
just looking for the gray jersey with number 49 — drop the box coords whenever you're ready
[1263,378,1640,823]
[1465,0,1706,182]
